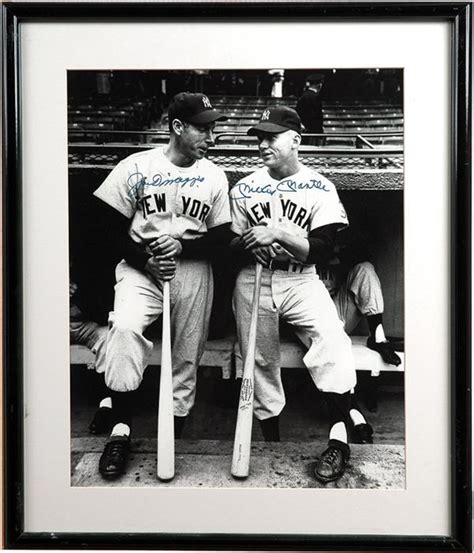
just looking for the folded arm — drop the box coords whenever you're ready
[240,223,340,264]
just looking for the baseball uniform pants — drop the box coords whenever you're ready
[70,306,108,371]
[334,262,384,333]
[234,265,357,420]
[100,258,213,417]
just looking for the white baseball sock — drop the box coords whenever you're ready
[374,323,387,343]
[110,423,130,438]
[99,397,112,409]
[350,408,367,426]
[329,421,347,443]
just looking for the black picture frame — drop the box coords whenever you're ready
[2,2,471,550]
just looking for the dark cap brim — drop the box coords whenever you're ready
[247,122,295,135]
[187,110,227,124]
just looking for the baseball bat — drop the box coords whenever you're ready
[231,262,263,478]
[157,279,175,481]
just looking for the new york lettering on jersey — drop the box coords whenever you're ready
[246,197,312,231]
[135,175,213,229]
[230,166,344,234]
[128,162,210,218]
[137,188,211,224]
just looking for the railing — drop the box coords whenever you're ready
[69,143,403,156]
[67,129,404,179]
[68,129,403,142]
[68,142,403,174]
[213,131,403,143]
[68,129,169,141]
[67,131,404,189]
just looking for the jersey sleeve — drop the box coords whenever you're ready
[205,169,231,229]
[308,176,349,231]
[93,160,136,219]
[229,180,249,236]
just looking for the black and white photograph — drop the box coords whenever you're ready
[4,3,470,546]
[68,68,405,489]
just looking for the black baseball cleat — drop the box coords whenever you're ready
[89,406,114,435]
[367,338,402,366]
[352,422,373,444]
[99,436,130,480]
[314,440,350,483]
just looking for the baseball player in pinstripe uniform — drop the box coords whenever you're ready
[93,92,232,480]
[230,106,357,483]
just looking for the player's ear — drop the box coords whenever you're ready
[172,118,185,135]
[293,132,302,148]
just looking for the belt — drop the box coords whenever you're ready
[268,260,314,273]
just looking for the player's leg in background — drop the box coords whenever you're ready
[347,262,401,366]
[233,266,283,442]
[333,274,373,442]
[169,259,213,438]
[86,326,115,434]
[70,284,113,435]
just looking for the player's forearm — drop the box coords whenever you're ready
[95,196,149,271]
[274,229,310,263]
[274,224,338,264]
[123,238,149,271]
[306,224,338,264]
[230,233,255,265]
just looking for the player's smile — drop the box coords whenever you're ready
[256,130,297,171]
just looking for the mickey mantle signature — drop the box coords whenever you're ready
[231,178,329,200]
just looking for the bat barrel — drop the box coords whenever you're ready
[157,280,175,481]
[231,263,263,478]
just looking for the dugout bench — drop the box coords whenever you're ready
[70,334,404,379]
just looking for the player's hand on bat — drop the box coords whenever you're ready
[251,246,276,267]
[147,235,183,259]
[145,256,176,281]
[242,226,279,249]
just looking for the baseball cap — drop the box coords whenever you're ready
[247,106,302,135]
[168,92,227,125]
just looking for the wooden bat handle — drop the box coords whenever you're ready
[157,279,175,481]
[231,262,263,478]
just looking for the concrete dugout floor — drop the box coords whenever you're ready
[71,365,405,488]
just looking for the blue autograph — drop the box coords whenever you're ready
[231,178,329,200]
[127,165,205,199]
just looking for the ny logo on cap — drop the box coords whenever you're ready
[261,109,270,121]
[202,96,213,109]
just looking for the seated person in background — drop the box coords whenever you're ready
[317,229,401,433]
[70,277,114,435]
[317,238,401,367]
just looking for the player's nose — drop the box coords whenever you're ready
[205,128,215,145]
